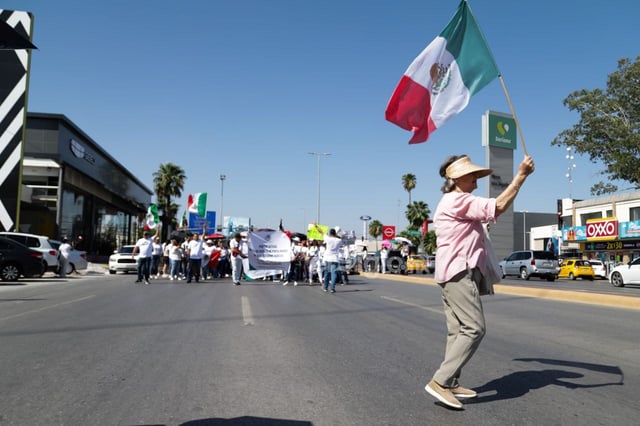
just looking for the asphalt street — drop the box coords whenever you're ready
[0,270,638,425]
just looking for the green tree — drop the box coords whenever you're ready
[404,201,431,251]
[551,56,640,195]
[402,173,417,205]
[423,230,437,255]
[369,219,383,250]
[405,201,430,230]
[152,162,186,241]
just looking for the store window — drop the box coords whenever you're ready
[630,207,640,222]
[580,212,602,225]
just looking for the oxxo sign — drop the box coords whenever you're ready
[382,225,396,240]
[586,218,618,241]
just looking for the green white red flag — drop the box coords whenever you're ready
[187,193,207,217]
[385,0,499,144]
[145,204,159,229]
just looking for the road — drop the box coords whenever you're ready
[0,271,638,425]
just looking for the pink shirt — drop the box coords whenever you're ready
[434,192,496,284]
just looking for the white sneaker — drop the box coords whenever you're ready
[170,276,174,280]
[283,282,288,286]
[178,277,182,281]
[294,281,298,286]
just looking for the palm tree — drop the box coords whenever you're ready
[405,201,430,229]
[402,173,417,205]
[153,162,186,241]
[369,219,383,250]
[405,201,431,250]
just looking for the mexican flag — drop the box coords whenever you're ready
[187,192,207,217]
[385,0,499,144]
[145,204,159,229]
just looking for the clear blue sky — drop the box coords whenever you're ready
[6,0,640,235]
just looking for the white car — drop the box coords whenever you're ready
[0,231,59,275]
[586,259,607,279]
[609,257,640,287]
[108,245,138,274]
[50,240,88,274]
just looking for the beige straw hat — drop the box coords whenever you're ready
[445,156,492,179]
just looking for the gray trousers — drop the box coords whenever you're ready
[433,268,486,387]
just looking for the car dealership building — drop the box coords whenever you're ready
[19,112,152,258]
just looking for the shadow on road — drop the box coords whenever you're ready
[180,416,312,425]
[468,358,624,404]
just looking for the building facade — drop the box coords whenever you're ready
[560,193,640,265]
[19,112,152,258]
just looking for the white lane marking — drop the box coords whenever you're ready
[0,295,96,322]
[241,296,254,326]
[380,295,444,315]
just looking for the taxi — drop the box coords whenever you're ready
[406,254,427,274]
[558,259,595,280]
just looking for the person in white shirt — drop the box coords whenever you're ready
[168,239,183,280]
[57,238,73,278]
[132,227,159,284]
[307,240,319,284]
[380,246,389,274]
[229,232,247,285]
[217,240,229,278]
[186,231,205,283]
[202,239,216,280]
[321,228,343,293]
[284,237,303,286]
[151,237,163,279]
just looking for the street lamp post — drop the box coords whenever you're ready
[219,174,226,232]
[360,215,371,242]
[308,152,331,224]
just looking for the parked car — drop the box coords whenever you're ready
[558,259,594,280]
[499,250,559,281]
[50,240,88,274]
[609,257,640,287]
[0,236,46,281]
[426,255,436,273]
[586,259,607,279]
[108,245,138,274]
[0,232,58,275]
[406,254,427,274]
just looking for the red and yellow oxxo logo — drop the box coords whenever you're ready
[586,217,618,240]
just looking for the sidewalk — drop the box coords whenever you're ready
[361,272,640,310]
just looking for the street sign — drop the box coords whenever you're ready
[382,225,396,240]
[360,215,371,221]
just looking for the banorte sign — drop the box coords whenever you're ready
[382,225,396,240]
[586,218,618,241]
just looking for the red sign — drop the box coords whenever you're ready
[382,225,396,240]
[586,218,618,241]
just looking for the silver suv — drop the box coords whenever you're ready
[499,250,559,281]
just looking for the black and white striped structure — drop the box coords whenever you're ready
[0,9,35,231]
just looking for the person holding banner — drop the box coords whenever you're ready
[230,232,247,285]
[425,154,534,409]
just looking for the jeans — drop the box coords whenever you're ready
[137,257,151,281]
[151,255,160,275]
[169,259,180,278]
[187,258,201,282]
[231,256,243,283]
[323,261,338,290]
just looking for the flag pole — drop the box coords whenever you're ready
[498,75,529,157]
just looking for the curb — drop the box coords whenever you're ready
[361,272,640,311]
